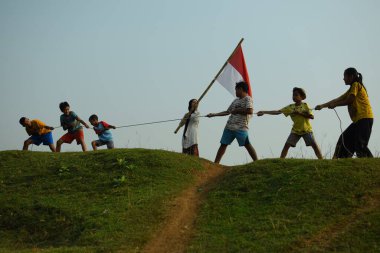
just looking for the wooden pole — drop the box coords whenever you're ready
[174,38,245,134]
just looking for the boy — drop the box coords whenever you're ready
[19,117,56,152]
[257,87,323,159]
[89,114,116,150]
[207,81,258,164]
[56,101,90,152]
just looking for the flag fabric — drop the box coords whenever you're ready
[216,45,252,97]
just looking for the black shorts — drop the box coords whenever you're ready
[334,118,373,158]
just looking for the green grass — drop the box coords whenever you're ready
[2,150,380,253]
[187,158,380,253]
[0,149,204,252]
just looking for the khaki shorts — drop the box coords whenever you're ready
[94,140,114,149]
[286,132,316,147]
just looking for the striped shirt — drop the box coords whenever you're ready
[225,96,253,131]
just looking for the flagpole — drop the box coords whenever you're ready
[197,38,244,102]
[174,38,245,134]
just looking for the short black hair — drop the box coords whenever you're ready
[59,101,70,112]
[89,114,98,121]
[235,81,249,93]
[293,87,306,100]
[19,117,26,125]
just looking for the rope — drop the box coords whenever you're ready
[115,116,208,129]
[54,112,256,130]
[332,108,353,157]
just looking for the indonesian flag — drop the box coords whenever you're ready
[216,45,252,97]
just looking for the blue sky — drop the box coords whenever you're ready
[1,0,379,165]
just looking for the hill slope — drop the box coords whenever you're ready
[188,158,380,252]
[1,150,380,252]
[0,149,207,252]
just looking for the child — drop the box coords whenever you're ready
[181,99,200,156]
[257,87,323,159]
[315,68,373,158]
[89,114,116,150]
[56,101,89,152]
[19,117,56,152]
[207,81,258,164]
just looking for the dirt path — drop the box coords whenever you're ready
[141,162,226,253]
[291,189,380,252]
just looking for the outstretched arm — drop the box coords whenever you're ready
[97,125,116,134]
[43,125,55,130]
[231,108,253,115]
[328,94,354,108]
[36,120,55,130]
[257,110,282,116]
[315,93,353,110]
[76,116,90,128]
[105,125,116,130]
[207,111,230,118]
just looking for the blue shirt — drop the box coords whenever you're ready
[94,121,113,142]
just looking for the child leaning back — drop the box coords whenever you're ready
[89,114,116,150]
[56,101,90,152]
[257,87,323,159]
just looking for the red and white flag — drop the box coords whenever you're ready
[216,45,252,97]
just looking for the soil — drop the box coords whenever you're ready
[141,162,227,253]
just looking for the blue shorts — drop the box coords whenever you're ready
[220,128,250,146]
[29,132,54,146]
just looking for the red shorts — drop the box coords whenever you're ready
[59,130,84,145]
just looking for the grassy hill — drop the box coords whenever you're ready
[188,158,380,253]
[0,150,379,252]
[0,149,205,252]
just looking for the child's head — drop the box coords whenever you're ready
[89,114,99,126]
[188,99,198,112]
[19,117,30,127]
[59,101,70,115]
[292,87,306,103]
[235,81,249,97]
[344,67,362,85]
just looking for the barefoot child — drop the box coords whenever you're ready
[207,81,258,164]
[315,68,374,158]
[89,114,116,150]
[257,87,323,159]
[181,99,200,156]
[56,102,89,152]
[19,117,56,152]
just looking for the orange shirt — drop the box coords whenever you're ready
[25,119,51,136]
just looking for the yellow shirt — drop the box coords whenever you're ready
[344,82,373,123]
[25,119,51,136]
[281,103,313,135]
